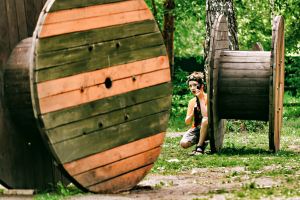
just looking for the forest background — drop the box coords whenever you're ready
[143,0,300,132]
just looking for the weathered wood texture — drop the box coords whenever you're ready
[207,14,227,153]
[0,0,46,72]
[269,16,285,153]
[218,50,271,121]
[30,0,171,193]
[252,42,264,51]
[0,38,69,190]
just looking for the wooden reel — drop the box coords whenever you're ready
[28,0,171,193]
[0,3,69,190]
[207,14,284,153]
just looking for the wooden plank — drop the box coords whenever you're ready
[49,0,127,12]
[5,0,19,50]
[3,190,35,195]
[40,9,153,38]
[36,45,167,82]
[45,0,148,24]
[218,102,269,111]
[215,40,229,50]
[219,62,270,70]
[219,69,269,78]
[64,132,165,176]
[15,0,28,40]
[219,110,268,121]
[216,31,228,40]
[221,50,270,57]
[47,96,171,143]
[218,77,269,87]
[217,94,268,104]
[52,111,169,164]
[252,42,264,51]
[88,164,153,193]
[37,20,158,53]
[74,147,161,187]
[32,142,46,190]
[42,148,55,189]
[220,56,270,63]
[5,93,32,108]
[4,82,30,94]
[22,138,37,189]
[42,82,172,129]
[0,0,11,70]
[39,68,171,114]
[37,32,163,70]
[218,86,269,95]
[216,22,227,31]
[37,56,168,98]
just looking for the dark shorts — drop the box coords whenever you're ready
[181,126,201,145]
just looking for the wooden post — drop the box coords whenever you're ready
[163,0,175,79]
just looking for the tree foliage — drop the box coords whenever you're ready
[145,0,300,57]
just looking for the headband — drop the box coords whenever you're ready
[186,76,203,85]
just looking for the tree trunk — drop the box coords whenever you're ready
[163,0,175,79]
[203,0,239,75]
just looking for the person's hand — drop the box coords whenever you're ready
[195,85,204,99]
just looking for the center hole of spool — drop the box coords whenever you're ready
[105,78,112,89]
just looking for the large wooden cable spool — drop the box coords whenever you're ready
[207,14,284,153]
[29,0,172,193]
[1,37,69,190]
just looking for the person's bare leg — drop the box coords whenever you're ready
[197,118,208,147]
[180,141,193,149]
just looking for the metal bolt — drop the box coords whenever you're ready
[132,76,137,81]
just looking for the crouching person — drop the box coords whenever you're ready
[180,72,209,155]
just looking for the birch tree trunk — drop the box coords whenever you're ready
[203,0,239,75]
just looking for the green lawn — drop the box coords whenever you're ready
[32,92,300,199]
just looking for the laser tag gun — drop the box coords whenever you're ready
[193,78,204,127]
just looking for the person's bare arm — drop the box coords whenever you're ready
[196,85,208,117]
[185,109,194,125]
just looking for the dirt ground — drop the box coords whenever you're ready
[0,133,300,200]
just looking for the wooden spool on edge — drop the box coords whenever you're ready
[29,0,172,193]
[269,16,285,152]
[207,14,227,153]
[208,14,285,153]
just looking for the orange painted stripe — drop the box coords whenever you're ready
[39,68,171,114]
[37,56,169,99]
[64,132,165,176]
[87,164,153,193]
[40,9,153,38]
[44,0,148,25]
[74,147,161,187]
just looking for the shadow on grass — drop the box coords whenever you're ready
[215,147,296,156]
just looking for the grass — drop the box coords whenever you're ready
[34,182,88,200]
[151,93,300,199]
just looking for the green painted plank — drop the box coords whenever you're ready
[37,20,158,53]
[41,82,173,129]
[47,96,172,144]
[37,32,163,69]
[36,44,167,83]
[49,0,127,12]
[52,111,170,164]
